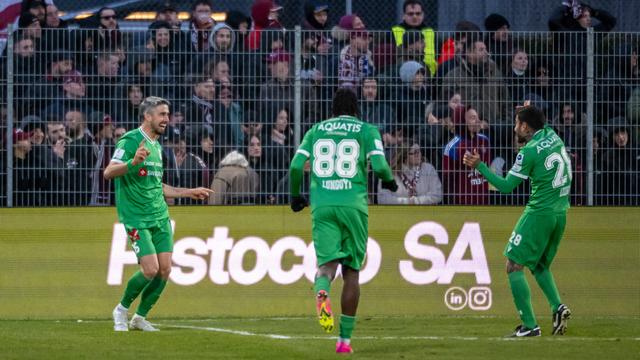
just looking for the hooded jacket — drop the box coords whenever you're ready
[209,151,260,205]
[247,0,283,51]
[209,23,237,52]
[303,1,328,30]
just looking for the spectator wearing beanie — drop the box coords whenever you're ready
[390,0,437,77]
[397,60,440,150]
[337,24,374,93]
[484,13,512,74]
[330,14,365,57]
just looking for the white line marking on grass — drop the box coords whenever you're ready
[159,324,297,339]
[156,323,640,342]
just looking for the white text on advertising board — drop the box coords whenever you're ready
[108,220,490,287]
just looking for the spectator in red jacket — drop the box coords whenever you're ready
[247,0,284,51]
[442,105,491,204]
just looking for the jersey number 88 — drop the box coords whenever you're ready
[313,139,360,178]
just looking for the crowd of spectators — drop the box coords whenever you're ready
[0,0,638,206]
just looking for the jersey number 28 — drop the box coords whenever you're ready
[313,139,360,178]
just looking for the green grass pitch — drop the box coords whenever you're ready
[1,315,638,359]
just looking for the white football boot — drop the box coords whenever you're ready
[112,305,129,332]
[129,314,159,331]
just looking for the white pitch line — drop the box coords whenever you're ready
[156,323,640,342]
[157,324,298,339]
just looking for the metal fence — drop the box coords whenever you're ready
[1,26,639,207]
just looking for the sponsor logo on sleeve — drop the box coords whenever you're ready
[113,148,125,160]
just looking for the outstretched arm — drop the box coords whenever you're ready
[463,150,524,194]
[477,163,524,194]
[162,184,213,200]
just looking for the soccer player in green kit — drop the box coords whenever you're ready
[464,103,572,337]
[289,88,398,353]
[104,96,212,331]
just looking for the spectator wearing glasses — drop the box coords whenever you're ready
[378,143,442,205]
[390,0,437,78]
[92,7,124,50]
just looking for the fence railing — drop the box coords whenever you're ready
[1,27,638,206]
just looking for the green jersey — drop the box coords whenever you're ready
[111,128,169,228]
[295,116,387,213]
[508,126,572,214]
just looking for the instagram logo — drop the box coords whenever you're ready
[444,286,492,311]
[468,286,492,310]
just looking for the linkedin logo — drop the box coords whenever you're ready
[444,286,492,311]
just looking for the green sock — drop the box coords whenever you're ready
[534,268,562,313]
[136,277,167,317]
[508,271,537,329]
[120,271,152,309]
[314,275,331,296]
[339,314,356,340]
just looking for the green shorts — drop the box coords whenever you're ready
[311,206,368,271]
[124,218,173,258]
[504,212,566,271]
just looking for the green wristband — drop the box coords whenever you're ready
[126,160,135,171]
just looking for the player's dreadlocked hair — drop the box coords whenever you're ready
[516,105,546,130]
[332,88,360,117]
